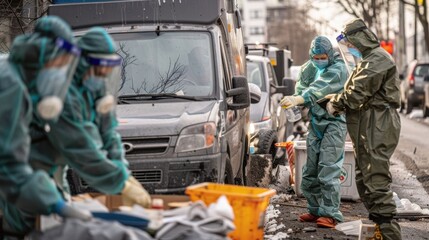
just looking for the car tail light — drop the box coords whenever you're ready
[408,74,415,87]
[261,116,271,121]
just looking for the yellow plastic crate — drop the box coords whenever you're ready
[185,182,276,240]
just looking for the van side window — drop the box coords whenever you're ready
[220,37,232,90]
[267,63,278,87]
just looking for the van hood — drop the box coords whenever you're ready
[116,101,218,137]
[250,92,269,122]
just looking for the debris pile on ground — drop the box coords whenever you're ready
[247,154,272,188]
[393,192,429,216]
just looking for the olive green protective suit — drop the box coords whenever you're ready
[331,18,402,240]
[295,36,348,222]
[29,27,129,197]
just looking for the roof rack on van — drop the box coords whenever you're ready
[49,0,223,29]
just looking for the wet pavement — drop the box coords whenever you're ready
[263,112,429,239]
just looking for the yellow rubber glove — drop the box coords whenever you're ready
[121,176,151,208]
[326,101,336,115]
[324,93,336,100]
[280,96,304,109]
[326,101,344,116]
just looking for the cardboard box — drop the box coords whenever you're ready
[359,223,376,240]
[89,194,190,210]
[294,141,360,201]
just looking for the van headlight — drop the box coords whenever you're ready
[176,122,216,153]
[248,119,272,135]
[249,122,256,135]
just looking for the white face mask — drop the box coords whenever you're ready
[96,94,115,114]
[37,96,64,120]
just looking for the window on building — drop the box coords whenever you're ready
[250,10,262,19]
[249,27,264,35]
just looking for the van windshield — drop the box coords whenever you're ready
[111,31,215,98]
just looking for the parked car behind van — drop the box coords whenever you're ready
[400,60,429,114]
[246,54,293,161]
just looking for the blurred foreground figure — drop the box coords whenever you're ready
[328,18,402,240]
[0,16,82,234]
[29,27,151,210]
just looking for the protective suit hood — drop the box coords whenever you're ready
[342,18,380,57]
[9,16,75,84]
[74,27,117,87]
[309,36,335,64]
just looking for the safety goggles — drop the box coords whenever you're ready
[312,55,328,61]
[336,25,367,42]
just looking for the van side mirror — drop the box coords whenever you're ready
[227,76,250,110]
[248,83,261,104]
[281,77,296,96]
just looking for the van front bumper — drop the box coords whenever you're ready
[127,153,223,194]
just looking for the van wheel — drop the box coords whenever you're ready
[405,97,413,114]
[256,129,278,158]
[224,155,234,184]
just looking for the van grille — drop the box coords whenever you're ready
[78,170,162,187]
[122,137,170,155]
[132,169,162,183]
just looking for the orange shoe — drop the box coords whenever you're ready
[316,217,336,228]
[298,213,319,222]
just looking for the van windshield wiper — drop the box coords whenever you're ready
[118,93,211,101]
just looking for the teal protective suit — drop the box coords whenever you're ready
[296,36,348,222]
[29,27,129,196]
[0,16,73,233]
[331,19,402,239]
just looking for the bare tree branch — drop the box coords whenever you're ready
[147,56,186,93]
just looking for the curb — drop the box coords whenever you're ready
[393,149,429,194]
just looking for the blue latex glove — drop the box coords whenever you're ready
[53,200,92,221]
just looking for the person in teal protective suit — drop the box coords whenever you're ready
[0,16,86,234]
[28,27,151,209]
[280,36,349,228]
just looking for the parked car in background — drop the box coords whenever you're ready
[400,60,429,114]
[246,54,294,163]
[422,74,429,117]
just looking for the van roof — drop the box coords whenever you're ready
[49,0,223,29]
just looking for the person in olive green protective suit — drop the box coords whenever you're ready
[281,36,348,228]
[29,27,151,209]
[327,18,402,240]
[0,16,86,234]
